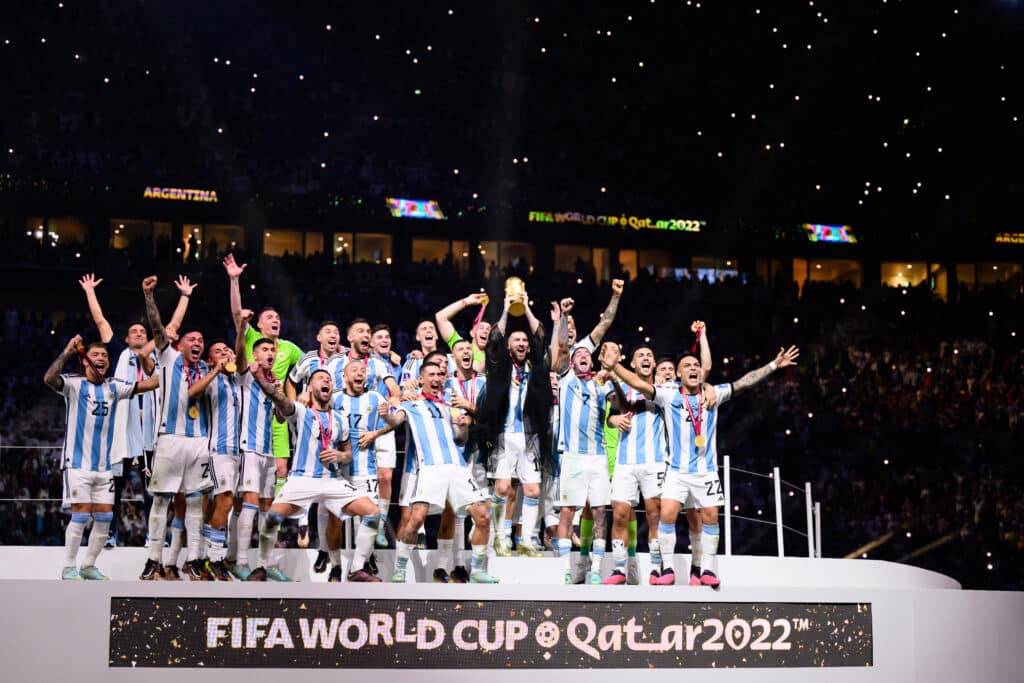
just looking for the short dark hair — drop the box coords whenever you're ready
[347,317,370,334]
[631,345,654,358]
[310,368,332,383]
[258,307,278,318]
[451,338,472,350]
[677,353,701,366]
[179,327,203,339]
[253,337,276,351]
[416,318,436,330]
[656,357,675,367]
[205,339,229,360]
[126,320,149,333]
[317,320,340,334]
[424,350,447,364]
[419,361,442,376]
[85,341,107,353]
[371,323,391,335]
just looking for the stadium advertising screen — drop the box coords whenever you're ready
[386,198,446,219]
[802,223,857,243]
[529,210,704,232]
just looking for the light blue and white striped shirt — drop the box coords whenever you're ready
[287,403,348,479]
[238,371,275,456]
[615,385,667,466]
[557,373,613,455]
[329,354,395,395]
[331,389,386,478]
[157,345,209,438]
[206,373,241,456]
[113,347,158,456]
[400,399,466,468]
[654,383,732,474]
[56,375,135,472]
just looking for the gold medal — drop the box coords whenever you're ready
[224,362,237,374]
[694,434,706,448]
[188,404,200,420]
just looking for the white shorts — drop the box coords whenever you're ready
[662,470,724,509]
[468,450,489,495]
[208,454,239,496]
[347,474,380,500]
[239,450,276,499]
[399,465,419,508]
[149,434,213,495]
[274,476,368,519]
[408,464,487,515]
[610,462,666,507]
[63,468,114,506]
[374,431,396,469]
[541,468,561,528]
[558,453,611,508]
[490,432,541,484]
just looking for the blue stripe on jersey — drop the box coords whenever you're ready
[215,378,228,454]
[166,360,182,432]
[686,394,701,473]
[292,412,311,477]
[407,406,435,466]
[71,383,90,469]
[89,383,105,470]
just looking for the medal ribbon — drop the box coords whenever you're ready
[312,409,332,451]
[422,392,446,405]
[682,386,703,442]
[455,373,477,405]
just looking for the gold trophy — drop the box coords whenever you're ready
[505,277,527,316]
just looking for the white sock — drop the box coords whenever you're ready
[83,512,113,567]
[236,503,258,566]
[351,517,377,571]
[689,531,703,571]
[558,538,572,572]
[328,547,341,567]
[226,508,239,562]
[520,497,540,547]
[317,504,329,553]
[184,494,204,562]
[165,518,185,567]
[437,539,454,573]
[64,512,88,568]
[592,538,606,573]
[612,539,627,572]
[395,541,411,572]
[454,515,467,554]
[701,525,720,575]
[658,522,676,572]
[146,496,171,562]
[649,538,662,571]
[377,500,390,535]
[470,544,488,573]
[258,511,282,568]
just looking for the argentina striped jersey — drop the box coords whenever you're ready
[615,385,667,466]
[157,345,209,438]
[557,373,614,455]
[287,403,349,479]
[55,375,135,472]
[331,389,386,478]
[237,371,275,456]
[400,399,466,467]
[206,373,241,456]
[654,383,732,474]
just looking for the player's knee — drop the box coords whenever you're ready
[378,470,392,486]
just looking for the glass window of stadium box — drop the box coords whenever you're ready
[500,241,536,273]
[929,264,948,301]
[354,233,393,264]
[555,245,609,283]
[412,238,451,264]
[956,263,976,293]
[110,219,150,250]
[795,258,863,287]
[880,262,927,288]
[977,263,1023,293]
[182,224,204,262]
[618,249,638,280]
[756,257,787,285]
[331,232,354,264]
[692,256,739,283]
[451,240,470,274]
[263,228,303,257]
[304,231,324,256]
[203,224,244,256]
[639,249,672,278]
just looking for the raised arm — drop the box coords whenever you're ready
[44,335,81,392]
[495,294,513,336]
[522,297,542,337]
[187,358,225,399]
[131,375,161,396]
[549,301,569,375]
[142,276,168,350]
[436,293,487,345]
[692,321,712,382]
[165,275,197,337]
[79,274,113,343]
[586,278,624,346]
[235,309,252,374]
[600,342,655,401]
[137,339,156,375]
[732,346,800,396]
[223,253,247,329]
[250,361,295,417]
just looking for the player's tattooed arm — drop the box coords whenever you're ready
[251,362,295,417]
[549,302,569,374]
[588,279,624,346]
[142,276,169,350]
[235,309,252,374]
[44,335,81,392]
[731,346,800,396]
[223,254,247,328]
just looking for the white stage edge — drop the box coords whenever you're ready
[1,547,1021,682]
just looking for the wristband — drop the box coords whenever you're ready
[769,361,778,371]
[181,293,191,298]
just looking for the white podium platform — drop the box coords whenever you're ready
[0,547,1021,682]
